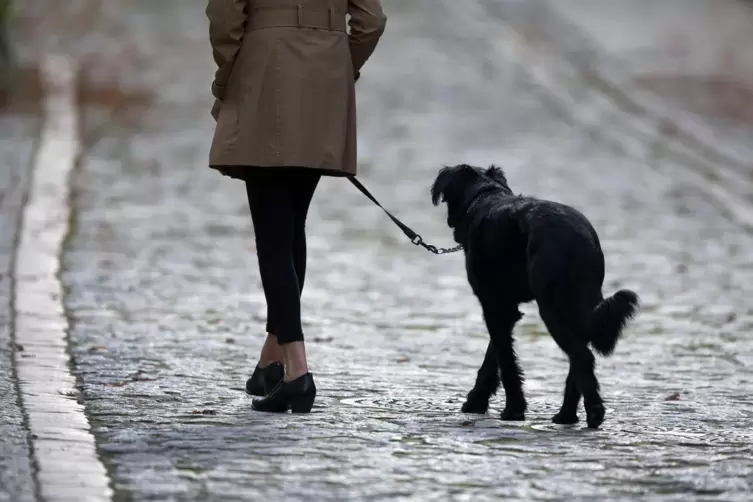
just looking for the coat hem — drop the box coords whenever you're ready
[209,164,354,181]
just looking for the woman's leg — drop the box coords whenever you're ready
[245,173,305,364]
[290,170,321,295]
[246,169,320,412]
[256,170,320,365]
[280,170,320,380]
[245,176,285,368]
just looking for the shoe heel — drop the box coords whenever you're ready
[290,394,315,414]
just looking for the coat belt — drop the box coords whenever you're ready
[248,6,347,32]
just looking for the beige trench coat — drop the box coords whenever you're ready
[206,0,386,177]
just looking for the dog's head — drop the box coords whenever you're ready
[431,164,513,241]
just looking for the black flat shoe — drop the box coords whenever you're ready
[252,373,316,413]
[245,362,284,396]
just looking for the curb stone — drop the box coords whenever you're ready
[0,21,40,501]
[12,53,113,502]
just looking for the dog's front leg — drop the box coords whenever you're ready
[461,340,499,414]
[483,305,527,421]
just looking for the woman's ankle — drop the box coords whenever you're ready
[284,366,309,381]
[282,341,309,381]
[258,333,283,367]
[258,359,282,369]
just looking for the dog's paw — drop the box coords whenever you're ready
[500,407,525,421]
[551,411,579,425]
[585,404,605,429]
[461,397,489,415]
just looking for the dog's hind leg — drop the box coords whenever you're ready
[540,307,602,428]
[483,304,526,421]
[461,341,500,414]
[552,366,581,425]
[570,343,605,429]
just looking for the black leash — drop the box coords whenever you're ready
[348,177,463,255]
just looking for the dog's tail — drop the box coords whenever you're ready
[589,289,639,357]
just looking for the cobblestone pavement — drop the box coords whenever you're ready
[535,0,753,165]
[18,0,753,500]
[0,96,39,501]
[494,0,753,217]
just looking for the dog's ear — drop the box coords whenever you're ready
[431,164,476,205]
[485,165,508,185]
[485,164,514,194]
[431,165,455,206]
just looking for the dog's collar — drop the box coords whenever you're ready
[465,191,488,214]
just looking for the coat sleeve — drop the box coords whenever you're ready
[206,0,248,101]
[347,0,387,78]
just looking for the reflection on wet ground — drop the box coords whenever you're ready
[51,0,753,499]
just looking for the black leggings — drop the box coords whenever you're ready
[245,168,321,345]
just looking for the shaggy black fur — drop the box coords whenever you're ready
[431,164,639,429]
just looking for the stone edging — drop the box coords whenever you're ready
[13,53,112,502]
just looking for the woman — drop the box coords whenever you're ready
[206,0,386,413]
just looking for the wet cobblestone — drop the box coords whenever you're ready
[59,0,753,500]
[483,0,753,213]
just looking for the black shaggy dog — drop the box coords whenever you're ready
[431,164,639,429]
